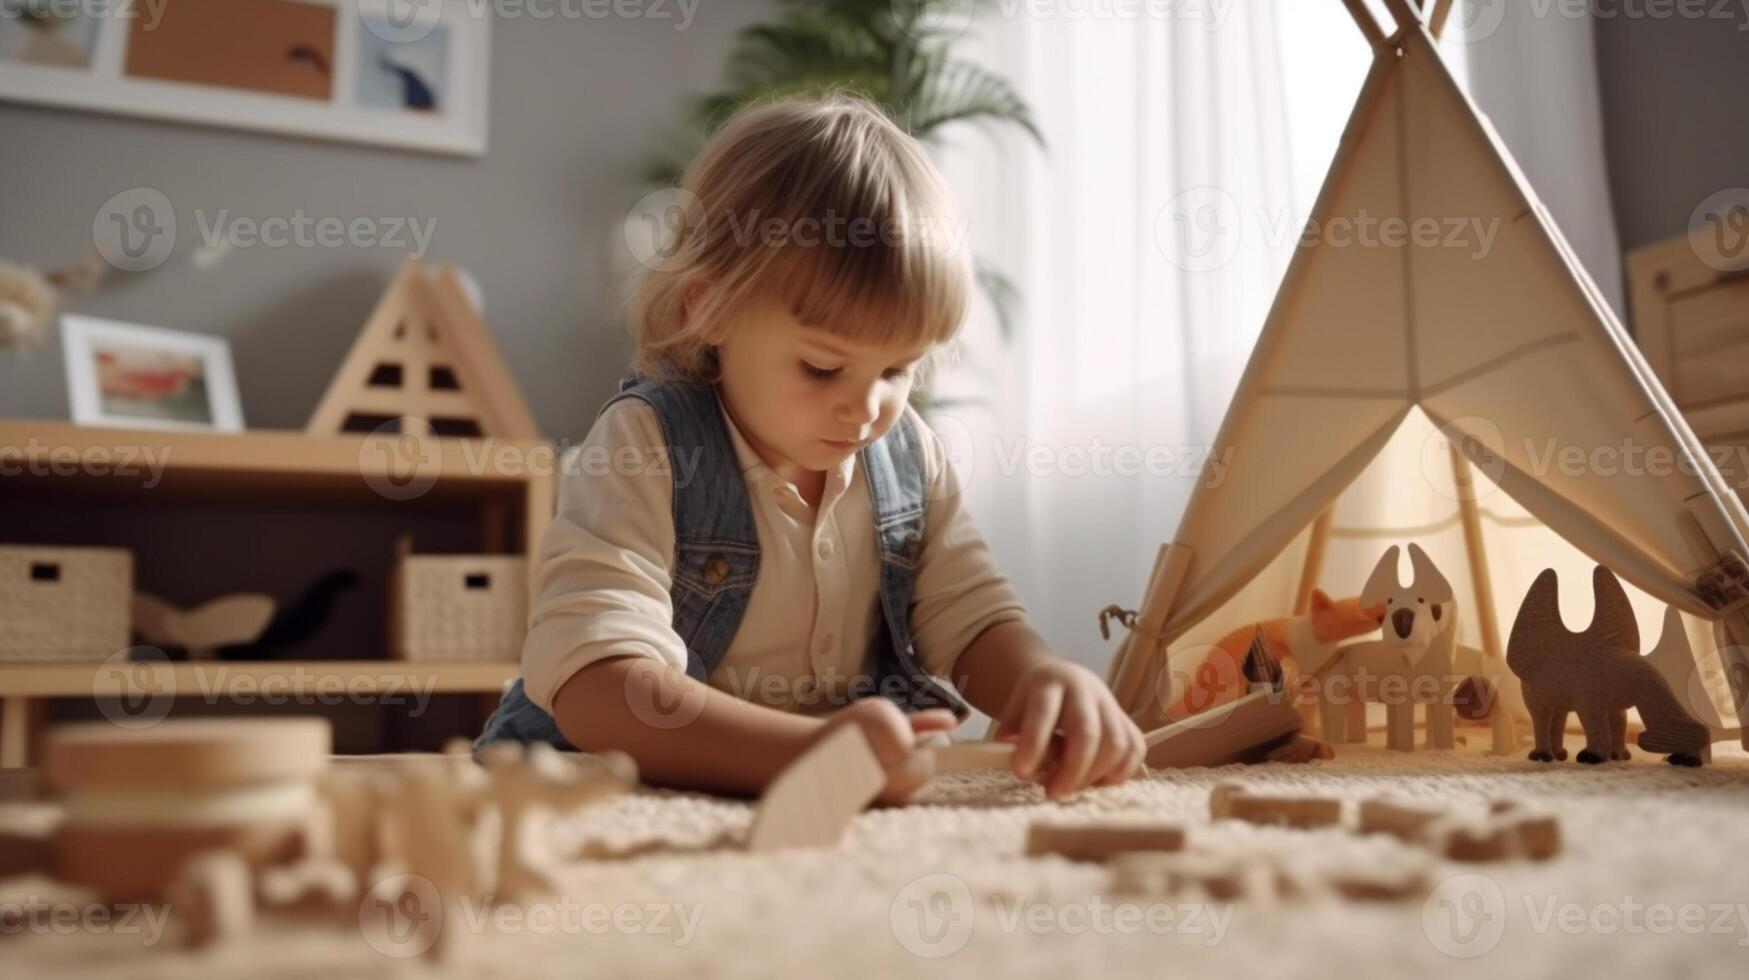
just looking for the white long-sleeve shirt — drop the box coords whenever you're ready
[519,389,1029,715]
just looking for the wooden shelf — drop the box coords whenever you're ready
[0,418,554,765]
[0,418,553,508]
[0,660,517,698]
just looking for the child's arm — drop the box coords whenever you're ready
[550,656,957,799]
[904,412,1146,799]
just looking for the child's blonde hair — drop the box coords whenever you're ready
[629,92,971,383]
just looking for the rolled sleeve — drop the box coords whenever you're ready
[520,399,690,712]
[907,411,1030,679]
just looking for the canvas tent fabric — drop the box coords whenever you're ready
[1106,2,1749,746]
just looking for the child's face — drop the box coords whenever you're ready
[715,298,932,483]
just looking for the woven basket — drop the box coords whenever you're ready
[0,545,132,662]
[392,554,527,661]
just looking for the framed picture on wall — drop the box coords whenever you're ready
[0,0,489,156]
[61,315,246,432]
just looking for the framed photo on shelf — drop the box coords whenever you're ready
[61,315,246,432]
[0,0,489,156]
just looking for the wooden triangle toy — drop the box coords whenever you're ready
[308,258,539,439]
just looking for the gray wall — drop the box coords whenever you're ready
[0,3,772,437]
[1595,13,1749,252]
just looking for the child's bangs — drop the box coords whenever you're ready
[761,204,970,354]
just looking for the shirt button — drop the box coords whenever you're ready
[817,540,834,559]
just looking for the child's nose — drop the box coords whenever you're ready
[838,385,880,426]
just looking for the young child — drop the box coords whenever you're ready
[476,94,1144,803]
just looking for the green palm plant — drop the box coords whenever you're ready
[640,0,1044,360]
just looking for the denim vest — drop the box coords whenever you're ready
[474,376,968,753]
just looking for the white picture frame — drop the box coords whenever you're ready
[61,315,246,432]
[0,0,490,156]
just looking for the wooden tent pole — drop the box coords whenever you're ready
[1110,543,1193,726]
[1340,0,1386,47]
[1427,0,1456,39]
[1678,508,1749,750]
[1448,445,1505,660]
[1379,0,1426,35]
[1293,509,1335,615]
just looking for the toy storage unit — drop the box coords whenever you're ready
[0,420,555,767]
[0,545,132,663]
[391,537,527,662]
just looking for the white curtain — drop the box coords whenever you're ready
[932,1,1625,672]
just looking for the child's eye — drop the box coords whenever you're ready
[801,361,840,380]
[882,367,913,382]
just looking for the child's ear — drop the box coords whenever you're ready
[1310,589,1332,612]
[681,276,712,318]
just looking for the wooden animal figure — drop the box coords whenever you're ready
[131,591,275,661]
[1301,544,1523,754]
[1166,589,1385,721]
[1506,566,1710,766]
[1643,606,1743,763]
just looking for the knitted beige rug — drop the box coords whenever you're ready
[5,737,1749,979]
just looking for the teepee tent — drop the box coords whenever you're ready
[1105,0,1749,754]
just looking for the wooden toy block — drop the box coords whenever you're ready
[167,849,255,948]
[1108,850,1278,902]
[44,718,328,901]
[1428,816,1520,862]
[1209,782,1342,829]
[1357,798,1443,842]
[1025,820,1186,862]
[1425,812,1559,863]
[256,856,358,915]
[746,724,885,852]
[1320,856,1432,902]
[932,741,1018,771]
[1507,566,1711,765]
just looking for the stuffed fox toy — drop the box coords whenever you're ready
[1165,589,1386,721]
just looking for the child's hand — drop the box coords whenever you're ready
[815,699,959,805]
[997,660,1146,800]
